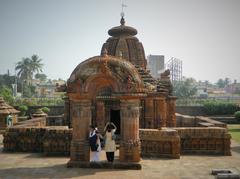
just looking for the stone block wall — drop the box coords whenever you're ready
[176,113,199,127]
[3,118,72,156]
[176,106,206,116]
[196,116,227,128]
[3,116,231,158]
[175,127,231,155]
[43,127,72,156]
[139,129,180,159]
[3,127,46,152]
[46,115,64,126]
[176,113,227,128]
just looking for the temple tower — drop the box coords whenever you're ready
[101,17,147,69]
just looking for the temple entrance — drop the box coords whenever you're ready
[110,109,121,135]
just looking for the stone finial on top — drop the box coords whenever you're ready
[120,16,125,26]
[101,48,108,57]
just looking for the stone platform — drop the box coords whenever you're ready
[1,134,240,178]
[67,161,141,170]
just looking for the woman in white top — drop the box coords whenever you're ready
[104,122,117,162]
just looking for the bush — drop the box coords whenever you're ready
[0,86,13,104]
[18,105,28,116]
[234,111,240,120]
[41,107,50,114]
[203,101,238,115]
[13,97,64,106]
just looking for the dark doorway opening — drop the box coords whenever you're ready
[110,109,121,134]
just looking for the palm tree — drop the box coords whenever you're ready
[15,58,32,83]
[30,55,43,75]
[15,55,44,84]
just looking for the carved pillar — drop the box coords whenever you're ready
[120,99,141,162]
[155,97,167,128]
[69,99,92,162]
[144,98,154,128]
[166,97,177,127]
[63,97,70,127]
[96,101,105,133]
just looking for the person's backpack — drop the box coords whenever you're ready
[89,133,98,151]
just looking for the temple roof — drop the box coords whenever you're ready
[108,17,137,37]
[0,97,19,114]
[67,54,146,94]
[101,17,147,69]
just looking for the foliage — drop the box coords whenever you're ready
[173,77,197,98]
[216,78,231,88]
[0,74,16,88]
[13,97,64,106]
[15,58,32,82]
[22,85,36,98]
[15,55,44,98]
[18,105,28,116]
[234,111,240,120]
[228,125,240,143]
[18,105,28,111]
[15,54,43,84]
[203,101,238,115]
[30,55,43,75]
[35,73,47,81]
[0,86,13,104]
[41,107,50,114]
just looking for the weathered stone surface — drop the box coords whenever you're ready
[67,161,141,170]
[175,127,231,155]
[140,128,180,159]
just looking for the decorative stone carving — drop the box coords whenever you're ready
[120,99,141,162]
[68,99,92,163]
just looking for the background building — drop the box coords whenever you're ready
[147,55,165,79]
[166,57,183,82]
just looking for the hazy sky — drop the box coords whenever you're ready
[0,0,240,83]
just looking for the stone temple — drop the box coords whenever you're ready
[3,16,231,169]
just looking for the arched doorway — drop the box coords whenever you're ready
[66,55,144,166]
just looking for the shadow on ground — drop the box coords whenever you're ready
[0,164,123,178]
[232,146,240,154]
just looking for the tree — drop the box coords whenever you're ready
[173,77,197,98]
[30,55,43,75]
[224,77,231,86]
[35,73,47,82]
[216,78,231,88]
[0,74,16,88]
[0,86,13,104]
[15,54,43,84]
[15,57,32,83]
[216,78,225,88]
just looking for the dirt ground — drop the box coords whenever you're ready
[0,134,240,179]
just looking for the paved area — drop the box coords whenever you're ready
[0,134,240,179]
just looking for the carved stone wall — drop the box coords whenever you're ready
[154,98,167,128]
[144,98,154,128]
[69,99,92,162]
[175,127,231,155]
[120,99,141,162]
[140,129,180,159]
[3,125,71,155]
[166,97,177,127]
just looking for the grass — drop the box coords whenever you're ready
[228,124,240,143]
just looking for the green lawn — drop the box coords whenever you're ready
[228,124,240,143]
